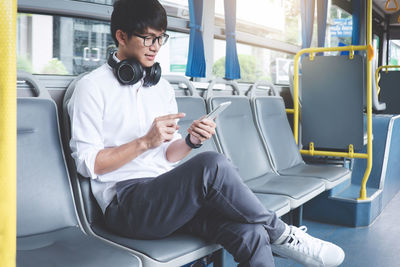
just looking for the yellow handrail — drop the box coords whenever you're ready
[375,65,400,96]
[0,0,17,266]
[286,108,294,114]
[293,0,373,200]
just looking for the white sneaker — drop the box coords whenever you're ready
[271,225,345,267]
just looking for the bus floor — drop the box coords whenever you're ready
[273,191,400,267]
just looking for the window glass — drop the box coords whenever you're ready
[213,39,294,84]
[389,40,400,66]
[17,13,189,76]
[157,31,190,75]
[215,0,301,46]
[17,13,114,75]
[327,4,352,48]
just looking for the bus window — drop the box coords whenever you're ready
[16,13,190,76]
[389,40,400,66]
[17,13,114,75]
[213,39,294,84]
[327,5,352,51]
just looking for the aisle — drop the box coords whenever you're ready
[275,191,400,267]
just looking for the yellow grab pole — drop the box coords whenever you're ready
[0,0,17,266]
[359,0,373,200]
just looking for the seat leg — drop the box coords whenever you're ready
[292,205,303,227]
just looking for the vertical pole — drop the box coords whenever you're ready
[359,0,373,200]
[0,0,17,266]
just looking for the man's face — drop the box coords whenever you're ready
[122,27,164,68]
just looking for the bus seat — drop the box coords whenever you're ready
[17,71,141,267]
[251,95,351,190]
[378,69,400,114]
[205,80,325,209]
[166,75,291,217]
[62,74,223,266]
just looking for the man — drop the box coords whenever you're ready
[68,0,345,266]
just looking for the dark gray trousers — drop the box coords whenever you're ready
[104,151,286,267]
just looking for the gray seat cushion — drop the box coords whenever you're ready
[278,163,351,187]
[17,227,140,267]
[254,193,290,217]
[245,173,325,208]
[92,224,220,263]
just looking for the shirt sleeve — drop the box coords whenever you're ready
[161,80,183,165]
[68,77,105,179]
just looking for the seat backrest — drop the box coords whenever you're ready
[205,79,275,182]
[163,75,221,162]
[17,71,78,237]
[62,73,104,227]
[252,96,304,171]
[378,69,400,114]
[301,55,364,150]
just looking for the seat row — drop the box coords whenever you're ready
[16,71,351,267]
[168,76,351,213]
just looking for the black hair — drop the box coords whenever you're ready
[111,0,167,47]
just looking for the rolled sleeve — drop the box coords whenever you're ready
[68,77,105,179]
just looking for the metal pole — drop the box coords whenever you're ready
[0,0,17,266]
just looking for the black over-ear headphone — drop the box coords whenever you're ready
[108,52,161,87]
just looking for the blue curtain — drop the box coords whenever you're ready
[300,0,328,49]
[352,0,361,46]
[224,0,240,80]
[185,0,206,78]
[300,0,315,49]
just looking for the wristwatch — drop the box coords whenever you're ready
[185,134,203,149]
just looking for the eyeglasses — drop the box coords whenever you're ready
[132,32,169,47]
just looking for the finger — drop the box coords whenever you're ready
[195,120,216,135]
[157,113,186,121]
[190,126,210,140]
[163,133,174,142]
[193,123,212,136]
[163,126,177,134]
[188,128,206,142]
[200,118,216,128]
[196,121,213,132]
[163,120,177,127]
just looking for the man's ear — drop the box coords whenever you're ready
[115,29,127,47]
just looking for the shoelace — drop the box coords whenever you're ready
[284,226,324,258]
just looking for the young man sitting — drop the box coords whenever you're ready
[68,0,345,266]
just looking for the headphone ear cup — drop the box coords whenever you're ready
[143,62,161,87]
[115,59,143,85]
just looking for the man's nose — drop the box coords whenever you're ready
[149,40,161,51]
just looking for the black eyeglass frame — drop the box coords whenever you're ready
[132,32,170,47]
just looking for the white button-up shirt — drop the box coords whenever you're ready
[68,63,182,213]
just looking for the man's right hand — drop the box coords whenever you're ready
[143,113,186,149]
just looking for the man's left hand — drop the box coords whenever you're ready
[187,117,216,145]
